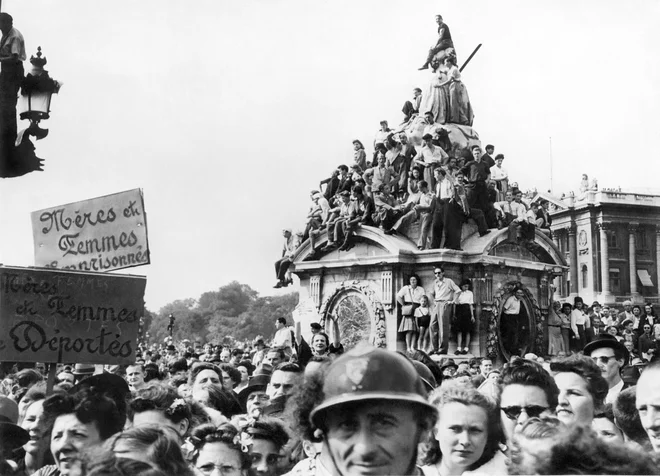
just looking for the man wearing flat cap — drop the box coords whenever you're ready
[584,334,630,404]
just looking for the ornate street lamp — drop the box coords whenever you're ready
[0,46,61,178]
[18,46,61,140]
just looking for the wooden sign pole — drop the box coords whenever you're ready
[46,362,57,394]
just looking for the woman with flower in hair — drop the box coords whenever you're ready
[128,382,198,440]
[187,423,251,476]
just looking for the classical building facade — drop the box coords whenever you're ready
[290,224,567,361]
[540,190,660,306]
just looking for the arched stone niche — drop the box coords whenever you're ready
[318,281,387,349]
[486,281,544,360]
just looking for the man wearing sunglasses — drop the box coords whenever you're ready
[496,358,559,447]
[583,334,630,404]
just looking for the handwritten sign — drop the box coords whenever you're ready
[0,266,146,364]
[31,189,150,272]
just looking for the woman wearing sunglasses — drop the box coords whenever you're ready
[421,382,506,476]
[549,354,608,427]
[495,358,559,449]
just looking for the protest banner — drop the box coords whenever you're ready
[0,265,146,365]
[31,189,150,272]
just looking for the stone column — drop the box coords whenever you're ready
[656,225,660,299]
[598,222,613,304]
[568,225,578,298]
[629,224,640,301]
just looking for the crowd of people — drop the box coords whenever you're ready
[296,133,553,260]
[276,14,553,274]
[1,315,660,476]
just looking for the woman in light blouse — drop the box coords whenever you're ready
[397,274,427,353]
[570,297,589,351]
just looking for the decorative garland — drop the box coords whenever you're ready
[318,280,387,348]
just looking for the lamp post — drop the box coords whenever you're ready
[0,46,61,178]
[167,314,175,338]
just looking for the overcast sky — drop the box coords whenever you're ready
[1,0,658,312]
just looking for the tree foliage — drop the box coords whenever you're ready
[143,282,298,346]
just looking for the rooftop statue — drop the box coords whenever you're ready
[419,15,456,71]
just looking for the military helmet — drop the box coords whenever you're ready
[309,346,438,428]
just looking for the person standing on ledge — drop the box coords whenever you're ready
[0,12,25,143]
[419,15,454,71]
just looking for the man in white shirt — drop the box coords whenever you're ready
[494,190,529,243]
[274,229,298,288]
[304,191,330,242]
[430,167,452,248]
[502,288,525,356]
[584,335,629,405]
[272,317,293,350]
[414,133,448,189]
[430,265,461,354]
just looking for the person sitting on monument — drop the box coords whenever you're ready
[443,170,490,250]
[513,187,530,211]
[373,183,407,232]
[414,133,447,189]
[319,190,352,252]
[273,229,298,289]
[335,164,353,196]
[386,180,434,245]
[494,190,529,243]
[536,199,552,231]
[406,165,423,203]
[524,202,539,240]
[364,151,398,192]
[338,185,374,251]
[419,14,455,70]
[303,191,329,243]
[401,87,422,123]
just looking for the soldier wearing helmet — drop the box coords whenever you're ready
[287,345,438,476]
